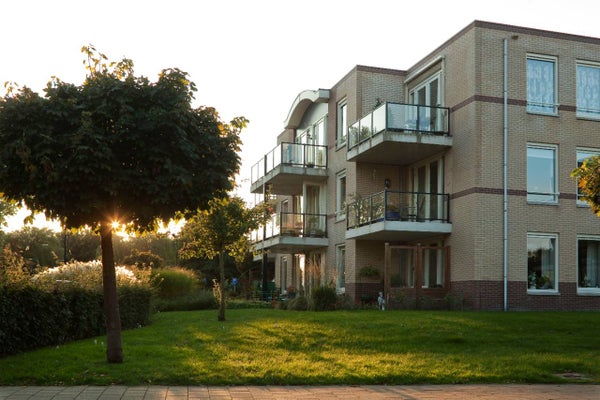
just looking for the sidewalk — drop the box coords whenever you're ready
[0,385,598,400]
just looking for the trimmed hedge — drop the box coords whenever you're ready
[0,285,152,357]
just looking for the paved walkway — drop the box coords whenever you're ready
[0,385,598,400]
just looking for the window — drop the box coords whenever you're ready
[337,100,347,147]
[336,245,346,293]
[336,170,346,219]
[409,73,442,132]
[578,237,600,293]
[577,62,600,119]
[576,148,600,205]
[527,233,558,292]
[527,55,557,115]
[280,256,288,294]
[527,144,558,203]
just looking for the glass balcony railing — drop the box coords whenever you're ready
[346,190,450,229]
[251,212,327,243]
[251,142,327,186]
[347,102,450,149]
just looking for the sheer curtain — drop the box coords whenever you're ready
[587,241,599,287]
[577,65,600,115]
[527,58,555,113]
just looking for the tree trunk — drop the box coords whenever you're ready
[218,251,226,321]
[100,222,123,363]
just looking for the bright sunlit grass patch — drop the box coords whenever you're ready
[0,309,598,385]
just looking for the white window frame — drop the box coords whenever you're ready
[409,72,442,107]
[336,244,346,294]
[527,143,558,204]
[527,54,558,115]
[577,235,600,295]
[337,99,348,148]
[576,148,600,206]
[336,170,347,220]
[576,61,600,119]
[280,256,288,294]
[527,233,559,294]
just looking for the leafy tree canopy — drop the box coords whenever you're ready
[0,46,245,232]
[572,155,600,217]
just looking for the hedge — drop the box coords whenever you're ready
[0,285,152,357]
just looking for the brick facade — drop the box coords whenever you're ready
[255,21,600,311]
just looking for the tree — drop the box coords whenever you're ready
[572,155,600,216]
[179,196,267,321]
[0,198,17,229]
[0,47,244,362]
[4,226,62,270]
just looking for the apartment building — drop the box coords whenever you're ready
[249,20,600,311]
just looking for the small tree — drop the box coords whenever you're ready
[572,155,600,216]
[0,47,244,362]
[179,196,266,321]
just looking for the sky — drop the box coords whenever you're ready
[2,0,600,231]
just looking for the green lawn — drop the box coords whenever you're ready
[1,309,598,385]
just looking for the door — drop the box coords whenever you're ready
[410,74,440,131]
[412,158,444,221]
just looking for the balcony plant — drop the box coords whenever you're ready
[307,216,325,237]
[359,265,380,279]
[385,203,400,221]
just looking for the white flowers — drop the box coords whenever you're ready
[32,260,146,289]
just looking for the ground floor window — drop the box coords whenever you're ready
[280,256,288,294]
[578,236,600,293]
[389,244,446,289]
[336,245,345,293]
[527,233,558,292]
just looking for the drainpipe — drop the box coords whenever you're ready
[503,38,509,312]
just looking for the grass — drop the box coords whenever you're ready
[1,309,599,385]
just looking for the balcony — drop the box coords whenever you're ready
[250,142,327,195]
[251,212,328,254]
[347,102,452,165]
[346,190,452,241]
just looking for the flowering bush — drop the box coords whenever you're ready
[31,260,151,291]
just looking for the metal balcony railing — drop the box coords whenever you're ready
[347,102,450,150]
[250,142,327,186]
[251,212,327,243]
[346,190,450,229]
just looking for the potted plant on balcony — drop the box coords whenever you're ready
[307,216,325,237]
[385,203,400,221]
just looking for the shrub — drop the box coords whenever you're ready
[123,249,163,269]
[0,245,28,287]
[151,267,198,299]
[152,288,216,312]
[0,284,151,356]
[31,260,147,291]
[309,286,337,311]
[287,295,308,311]
[336,293,356,310]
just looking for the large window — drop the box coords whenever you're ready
[527,55,557,115]
[280,256,288,294]
[577,62,600,119]
[578,237,600,293]
[527,233,558,292]
[336,245,346,294]
[337,100,347,147]
[336,170,346,220]
[527,144,558,203]
[576,148,600,205]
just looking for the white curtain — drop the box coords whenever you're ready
[577,65,600,114]
[527,58,555,111]
[587,241,599,287]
